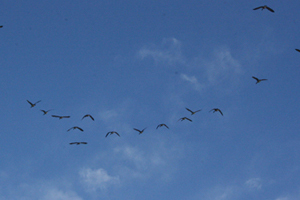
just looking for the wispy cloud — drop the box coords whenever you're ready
[138,37,185,65]
[245,178,262,190]
[79,168,120,191]
[180,74,204,92]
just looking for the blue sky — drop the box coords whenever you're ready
[1,0,300,199]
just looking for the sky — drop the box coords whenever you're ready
[1,0,300,199]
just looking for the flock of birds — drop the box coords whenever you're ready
[23,4,299,146]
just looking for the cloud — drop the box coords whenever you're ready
[180,74,204,92]
[42,188,83,200]
[138,37,185,65]
[245,178,262,190]
[79,168,120,191]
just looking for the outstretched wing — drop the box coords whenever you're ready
[62,116,70,118]
[185,107,193,114]
[296,49,300,52]
[67,127,73,131]
[266,6,274,12]
[80,142,87,144]
[34,100,41,104]
[77,127,84,132]
[105,132,111,137]
[253,6,263,10]
[218,110,223,116]
[163,124,169,129]
[27,100,34,106]
[186,117,192,122]
[133,128,141,132]
[52,115,60,118]
[115,132,120,137]
[261,79,268,81]
[252,76,259,81]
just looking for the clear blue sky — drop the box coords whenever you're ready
[1,1,300,199]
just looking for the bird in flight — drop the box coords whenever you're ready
[40,109,53,115]
[156,124,169,129]
[27,100,41,108]
[69,142,87,145]
[67,126,84,132]
[178,117,192,122]
[185,107,202,115]
[253,5,274,13]
[82,114,94,121]
[252,76,267,84]
[134,128,147,134]
[106,131,120,137]
[295,49,300,52]
[210,108,223,116]
[52,115,70,119]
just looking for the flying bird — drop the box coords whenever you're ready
[156,124,169,129]
[106,131,120,137]
[82,114,94,121]
[295,49,300,52]
[69,142,87,145]
[210,108,223,116]
[178,117,192,122]
[185,107,202,115]
[51,115,70,119]
[134,128,147,134]
[253,5,274,13]
[67,126,84,132]
[27,100,41,108]
[252,76,267,84]
[40,109,53,115]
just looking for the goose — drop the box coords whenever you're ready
[156,124,169,129]
[134,128,147,134]
[40,109,53,115]
[106,131,120,137]
[82,114,94,121]
[252,76,267,84]
[185,107,202,115]
[253,5,274,13]
[67,126,84,132]
[210,108,223,116]
[27,100,41,108]
[178,117,192,122]
[51,115,70,119]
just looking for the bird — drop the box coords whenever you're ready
[253,5,274,13]
[27,100,41,108]
[69,142,87,145]
[185,107,202,115]
[67,126,84,132]
[0,26,3,28]
[252,76,267,84]
[134,128,147,134]
[156,124,169,129]
[178,117,192,122]
[210,108,223,116]
[295,49,300,52]
[106,131,120,137]
[82,114,94,121]
[40,109,53,115]
[51,115,70,119]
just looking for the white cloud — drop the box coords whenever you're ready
[245,178,262,190]
[180,73,204,92]
[138,37,185,65]
[79,168,120,191]
[42,188,83,200]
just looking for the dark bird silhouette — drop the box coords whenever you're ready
[69,142,87,145]
[134,128,147,134]
[185,107,202,115]
[178,117,192,122]
[210,108,223,116]
[82,114,94,121]
[253,5,274,13]
[252,76,267,84]
[0,26,3,28]
[295,49,300,52]
[156,124,169,129]
[27,100,41,108]
[40,109,53,115]
[106,131,120,137]
[67,126,84,132]
[52,115,70,119]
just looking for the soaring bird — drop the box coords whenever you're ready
[178,117,192,122]
[210,108,223,116]
[27,100,41,108]
[69,142,87,145]
[252,76,267,84]
[82,114,94,121]
[67,126,84,132]
[185,107,202,115]
[253,5,274,13]
[295,49,300,52]
[156,124,169,129]
[40,109,53,115]
[51,115,70,119]
[134,128,147,134]
[106,131,120,137]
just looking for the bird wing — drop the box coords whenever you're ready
[163,124,169,129]
[81,142,87,144]
[62,116,70,118]
[261,79,267,81]
[133,128,141,132]
[115,132,120,137]
[186,117,192,122]
[105,132,111,137]
[296,49,300,52]
[67,127,73,131]
[27,100,34,106]
[89,115,95,121]
[156,125,160,129]
[40,110,46,114]
[266,6,274,12]
[209,109,214,112]
[142,128,147,132]
[185,107,193,113]
[195,109,202,113]
[253,6,263,10]
[77,127,84,131]
[218,110,223,116]
[69,142,75,145]
[34,100,41,104]
[252,76,259,81]
[82,115,87,120]
[52,115,60,118]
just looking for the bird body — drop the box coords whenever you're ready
[82,114,94,121]
[67,126,84,132]
[185,107,202,115]
[106,131,120,137]
[253,5,274,12]
[210,108,223,116]
[252,76,267,84]
[134,128,147,134]
[178,117,192,122]
[27,100,41,108]
[156,124,169,129]
[52,115,70,119]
